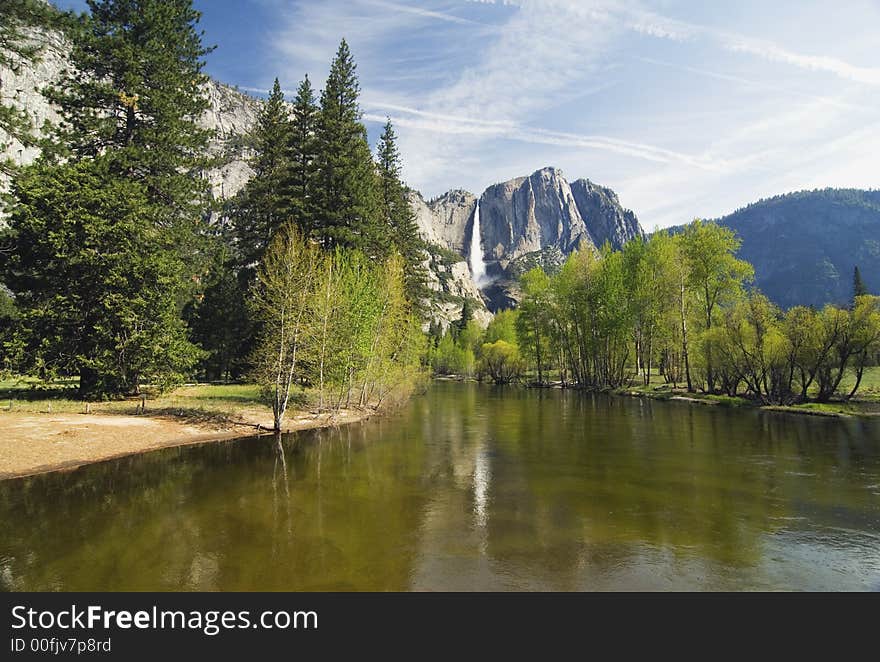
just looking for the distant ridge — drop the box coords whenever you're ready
[669,188,880,308]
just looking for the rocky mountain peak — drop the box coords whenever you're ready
[479,166,592,270]
[570,178,644,250]
[411,167,646,312]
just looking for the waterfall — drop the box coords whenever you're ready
[469,201,487,285]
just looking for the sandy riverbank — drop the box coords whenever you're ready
[0,407,372,480]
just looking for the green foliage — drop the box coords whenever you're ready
[0,288,19,374]
[250,226,424,430]
[281,75,319,237]
[458,319,484,356]
[376,121,428,309]
[516,267,554,384]
[3,21,428,403]
[313,39,381,253]
[3,0,213,396]
[430,327,475,377]
[853,266,869,300]
[426,243,464,267]
[680,220,754,391]
[184,246,251,382]
[512,219,877,403]
[228,78,292,272]
[484,309,519,344]
[479,340,524,384]
[3,158,202,396]
[45,0,214,226]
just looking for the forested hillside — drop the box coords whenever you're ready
[709,189,880,308]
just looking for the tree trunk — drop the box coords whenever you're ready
[680,281,693,392]
[847,352,866,400]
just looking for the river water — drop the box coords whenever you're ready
[2,382,879,591]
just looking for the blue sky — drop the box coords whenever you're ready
[52,1,880,229]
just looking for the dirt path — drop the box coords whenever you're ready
[0,409,372,480]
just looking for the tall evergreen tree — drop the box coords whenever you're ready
[229,78,292,271]
[184,245,251,382]
[313,39,380,252]
[853,266,869,301]
[4,158,202,395]
[282,75,319,237]
[45,0,214,225]
[452,298,475,338]
[375,120,427,310]
[5,0,213,395]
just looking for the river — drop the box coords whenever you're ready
[2,382,879,591]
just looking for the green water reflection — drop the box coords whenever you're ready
[2,382,879,590]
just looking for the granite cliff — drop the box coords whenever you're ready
[414,167,645,312]
[0,26,260,204]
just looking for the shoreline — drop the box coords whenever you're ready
[3,378,875,481]
[0,407,375,482]
[615,388,877,418]
[436,375,880,418]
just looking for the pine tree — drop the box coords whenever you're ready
[313,39,381,252]
[452,298,475,338]
[282,75,319,237]
[853,266,869,301]
[45,0,214,223]
[230,78,292,271]
[3,158,202,395]
[5,0,213,396]
[376,120,428,310]
[184,245,251,382]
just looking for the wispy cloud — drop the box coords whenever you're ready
[248,0,879,228]
[621,3,880,87]
[362,0,480,25]
[474,1,880,87]
[365,102,723,169]
[635,56,870,112]
[723,38,880,86]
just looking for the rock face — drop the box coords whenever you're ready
[198,81,262,200]
[422,248,493,331]
[479,167,593,269]
[0,28,65,196]
[0,28,260,208]
[570,178,644,250]
[409,189,477,255]
[411,167,646,317]
[467,167,644,309]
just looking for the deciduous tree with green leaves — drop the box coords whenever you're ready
[250,224,321,431]
[680,219,753,392]
[516,267,554,384]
